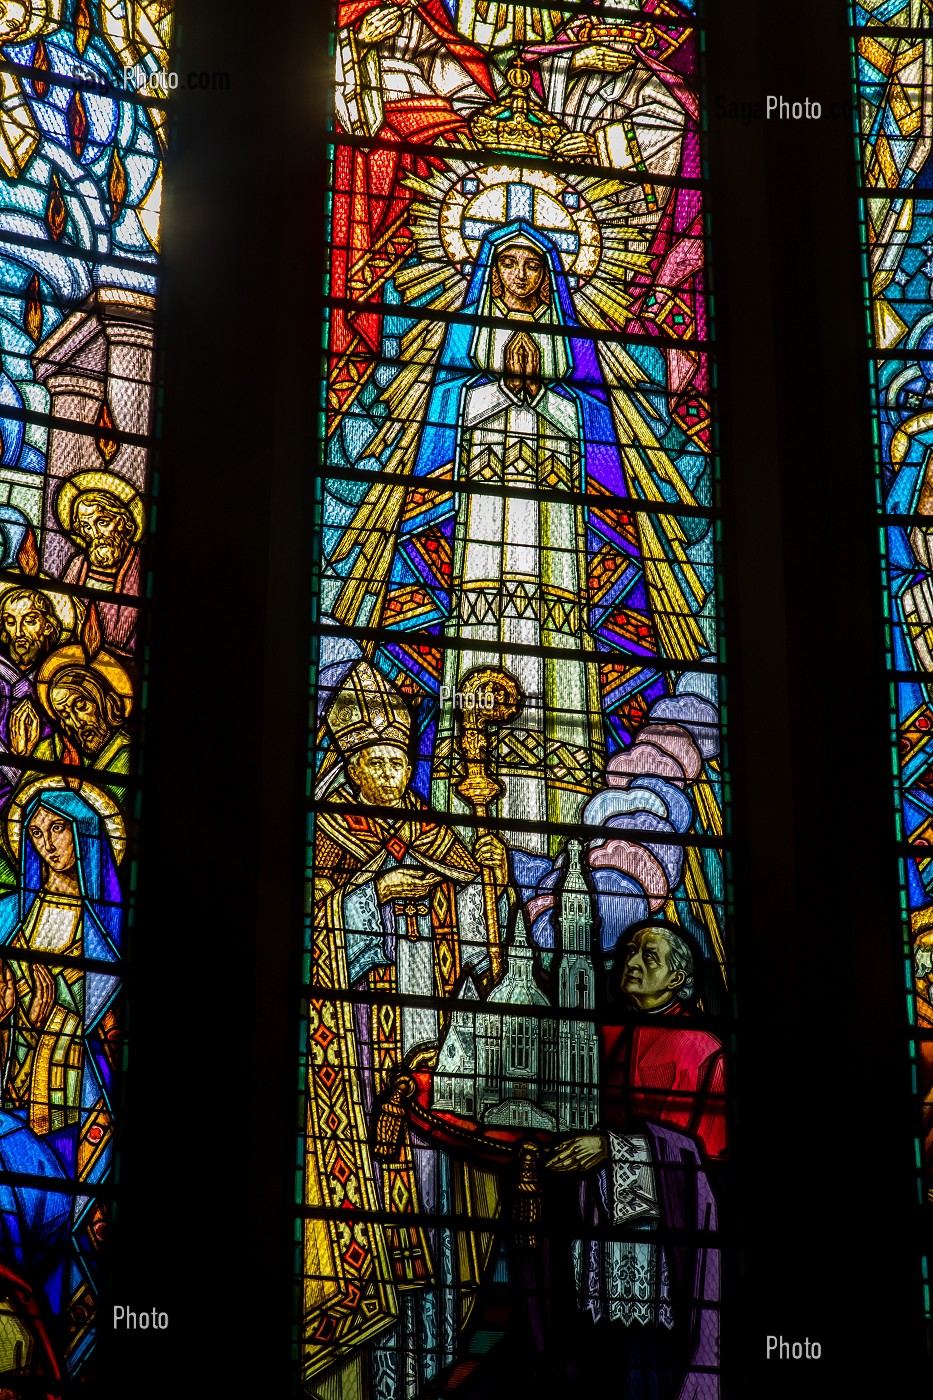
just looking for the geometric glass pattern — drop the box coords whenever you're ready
[852,0,933,1310]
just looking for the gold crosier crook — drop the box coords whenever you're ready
[454,666,523,982]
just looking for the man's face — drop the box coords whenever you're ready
[73,496,133,571]
[1,594,55,671]
[27,805,76,876]
[50,681,111,754]
[496,248,546,310]
[348,744,411,807]
[620,930,685,1010]
[0,3,27,40]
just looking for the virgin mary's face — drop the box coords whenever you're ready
[495,247,546,312]
[28,806,77,876]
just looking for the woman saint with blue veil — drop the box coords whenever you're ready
[403,219,631,853]
[0,789,120,1174]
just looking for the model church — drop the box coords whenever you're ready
[432,839,599,1131]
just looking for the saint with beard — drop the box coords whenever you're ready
[31,647,133,803]
[0,586,72,771]
[55,474,144,657]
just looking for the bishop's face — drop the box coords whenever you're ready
[348,744,411,808]
[495,247,546,313]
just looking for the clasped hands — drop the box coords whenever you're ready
[27,964,55,1029]
[0,961,55,1029]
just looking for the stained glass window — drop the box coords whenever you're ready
[0,0,172,1381]
[852,0,933,1315]
[300,3,727,1396]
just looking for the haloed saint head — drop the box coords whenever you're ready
[71,491,136,573]
[0,3,28,40]
[347,743,411,809]
[492,242,549,314]
[49,665,126,755]
[0,588,61,671]
[27,803,76,877]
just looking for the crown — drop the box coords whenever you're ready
[575,19,655,46]
[470,58,568,158]
[325,661,411,758]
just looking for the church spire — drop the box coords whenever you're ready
[565,838,587,890]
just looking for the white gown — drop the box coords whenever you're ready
[433,287,604,853]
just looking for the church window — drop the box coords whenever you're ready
[0,0,171,1376]
[301,4,729,1395]
[511,1019,530,1074]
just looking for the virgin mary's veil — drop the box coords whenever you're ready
[412,218,624,494]
[15,791,122,956]
[469,228,571,381]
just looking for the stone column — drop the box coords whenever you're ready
[32,289,155,576]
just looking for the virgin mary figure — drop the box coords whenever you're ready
[412,220,629,851]
[0,787,120,1177]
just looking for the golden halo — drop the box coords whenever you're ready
[36,644,134,722]
[3,0,63,45]
[438,165,602,283]
[55,471,146,545]
[7,775,126,865]
[0,580,76,636]
[400,159,653,326]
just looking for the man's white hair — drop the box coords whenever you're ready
[662,927,695,1001]
[631,923,695,1001]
